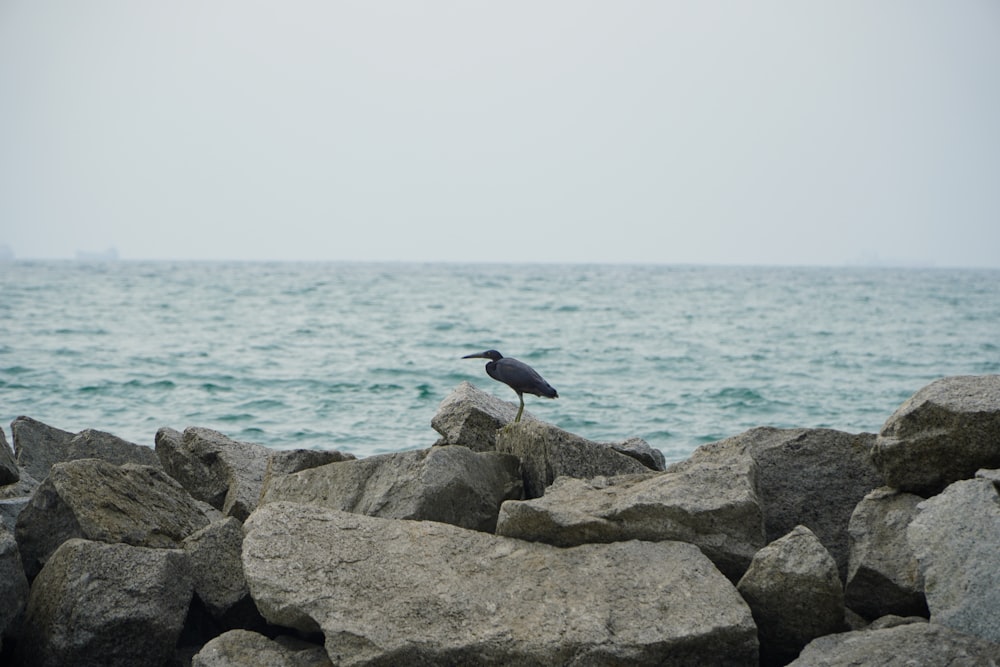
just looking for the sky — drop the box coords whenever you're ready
[1,1,999,267]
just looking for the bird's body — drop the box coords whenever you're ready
[462,350,557,422]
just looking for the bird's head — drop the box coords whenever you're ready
[462,350,503,362]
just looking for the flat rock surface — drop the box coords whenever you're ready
[243,502,759,667]
[496,451,764,581]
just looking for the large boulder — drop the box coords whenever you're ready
[15,538,193,667]
[907,474,1000,644]
[11,417,159,481]
[0,428,18,485]
[844,487,927,620]
[0,523,29,653]
[737,525,846,667]
[15,459,209,579]
[873,375,1000,495]
[243,502,760,666]
[261,446,522,533]
[10,417,74,481]
[496,420,652,498]
[193,630,331,667]
[496,450,764,582]
[680,427,882,580]
[182,517,261,627]
[156,427,353,521]
[788,621,1000,666]
[431,381,526,451]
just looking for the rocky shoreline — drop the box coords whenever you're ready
[2,374,999,666]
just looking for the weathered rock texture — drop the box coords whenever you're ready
[15,459,209,579]
[431,381,527,451]
[262,445,523,532]
[156,426,353,521]
[873,374,1000,495]
[11,417,159,482]
[193,630,332,667]
[0,524,29,652]
[243,502,760,666]
[680,426,881,580]
[0,428,18,486]
[16,538,193,667]
[845,487,927,620]
[788,621,1000,666]
[496,450,764,581]
[182,517,259,627]
[907,474,1000,644]
[737,525,846,667]
[496,419,652,498]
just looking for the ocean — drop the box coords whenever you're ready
[1,261,997,463]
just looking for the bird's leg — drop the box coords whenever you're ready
[515,393,524,423]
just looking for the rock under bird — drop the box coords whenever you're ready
[461,350,558,422]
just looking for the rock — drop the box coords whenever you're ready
[607,436,666,471]
[10,416,74,481]
[11,417,158,482]
[15,538,193,667]
[243,502,760,666]
[156,426,270,521]
[262,446,523,533]
[845,487,927,620]
[680,426,882,580]
[496,420,652,498]
[496,450,764,582]
[182,517,261,627]
[873,375,1000,495]
[430,381,526,451]
[0,427,18,485]
[15,459,209,579]
[907,475,1000,644]
[737,525,846,667]
[788,622,1000,666]
[192,630,332,667]
[0,523,29,653]
[156,427,356,523]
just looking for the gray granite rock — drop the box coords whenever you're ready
[193,630,332,667]
[0,523,29,653]
[874,375,1000,495]
[11,416,75,481]
[496,449,764,581]
[431,381,527,451]
[496,420,651,498]
[183,517,259,626]
[679,426,882,580]
[16,538,193,667]
[11,417,159,482]
[15,459,209,579]
[0,427,18,486]
[262,445,522,532]
[907,475,1000,644]
[845,487,927,620]
[737,525,846,666]
[156,426,353,522]
[788,622,1000,666]
[243,502,759,666]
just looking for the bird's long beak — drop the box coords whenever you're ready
[462,352,489,359]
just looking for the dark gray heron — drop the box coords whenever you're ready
[462,350,557,422]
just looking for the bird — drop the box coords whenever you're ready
[462,350,557,422]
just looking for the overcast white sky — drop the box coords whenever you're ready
[2,2,998,266]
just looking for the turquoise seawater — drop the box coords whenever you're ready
[1,261,998,463]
